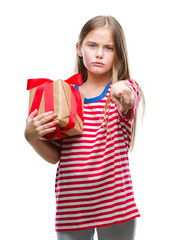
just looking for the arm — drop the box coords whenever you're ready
[25,110,61,164]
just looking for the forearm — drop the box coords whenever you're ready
[29,138,61,164]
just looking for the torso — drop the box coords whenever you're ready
[55,84,140,231]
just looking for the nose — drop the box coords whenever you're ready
[96,47,103,59]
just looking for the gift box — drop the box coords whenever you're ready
[27,74,84,140]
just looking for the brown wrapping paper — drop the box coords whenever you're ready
[28,79,84,140]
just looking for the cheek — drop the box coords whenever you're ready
[105,53,114,67]
[81,50,91,67]
[108,54,115,67]
[109,52,115,62]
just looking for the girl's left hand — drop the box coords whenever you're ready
[111,80,135,114]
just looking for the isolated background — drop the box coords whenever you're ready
[0,0,168,239]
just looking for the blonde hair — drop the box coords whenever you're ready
[75,15,144,150]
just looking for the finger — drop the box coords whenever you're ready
[39,119,60,136]
[35,111,57,121]
[39,113,58,125]
[121,90,133,109]
[112,96,124,112]
[122,90,136,114]
[40,126,58,137]
[122,90,130,105]
[39,120,59,132]
[111,87,122,99]
[28,109,38,119]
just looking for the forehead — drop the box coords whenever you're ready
[83,27,114,44]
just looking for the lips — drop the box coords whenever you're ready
[92,62,104,66]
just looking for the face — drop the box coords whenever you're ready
[77,27,114,77]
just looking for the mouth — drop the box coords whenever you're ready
[92,62,104,66]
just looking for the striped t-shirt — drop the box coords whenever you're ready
[55,80,140,231]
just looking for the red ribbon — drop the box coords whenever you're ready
[27,74,83,139]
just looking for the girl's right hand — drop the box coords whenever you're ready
[24,109,59,145]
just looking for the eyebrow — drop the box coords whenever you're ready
[86,41,114,47]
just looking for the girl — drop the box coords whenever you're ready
[25,15,142,240]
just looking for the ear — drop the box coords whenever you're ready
[76,42,83,57]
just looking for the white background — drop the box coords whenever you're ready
[0,0,169,239]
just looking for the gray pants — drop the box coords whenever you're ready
[56,218,136,240]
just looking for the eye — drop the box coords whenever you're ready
[106,46,114,51]
[89,44,96,48]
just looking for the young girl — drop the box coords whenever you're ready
[25,15,142,240]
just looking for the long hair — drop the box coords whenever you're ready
[75,15,144,150]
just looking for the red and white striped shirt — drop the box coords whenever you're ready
[55,80,140,231]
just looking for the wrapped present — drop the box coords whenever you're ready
[27,74,84,140]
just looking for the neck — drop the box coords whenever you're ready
[86,72,111,87]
